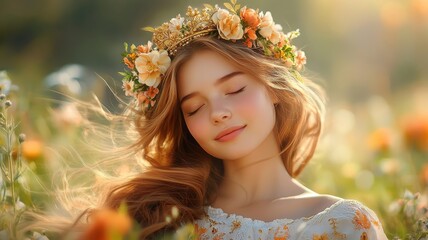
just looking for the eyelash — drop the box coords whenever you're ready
[186,86,246,116]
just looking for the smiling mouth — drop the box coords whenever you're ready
[215,125,246,142]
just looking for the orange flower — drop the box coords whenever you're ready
[245,27,257,40]
[312,233,329,240]
[420,164,428,186]
[352,210,371,230]
[123,57,134,69]
[80,208,132,240]
[22,139,43,161]
[367,128,391,152]
[244,38,253,48]
[274,225,289,240]
[402,114,428,151]
[240,6,260,29]
[144,86,159,99]
[137,41,153,53]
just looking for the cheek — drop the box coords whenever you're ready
[184,117,209,142]
[235,89,273,118]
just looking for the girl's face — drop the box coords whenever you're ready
[177,50,278,161]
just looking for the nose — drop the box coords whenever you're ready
[211,103,231,124]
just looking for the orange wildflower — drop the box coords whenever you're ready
[123,57,134,69]
[402,114,428,151]
[80,208,132,240]
[420,164,428,186]
[367,128,391,152]
[352,210,371,230]
[240,6,260,29]
[22,139,43,161]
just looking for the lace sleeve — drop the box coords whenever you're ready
[324,200,388,240]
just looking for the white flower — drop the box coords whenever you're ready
[135,50,171,87]
[122,80,135,97]
[169,14,185,35]
[212,8,244,40]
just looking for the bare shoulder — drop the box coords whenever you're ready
[295,193,345,216]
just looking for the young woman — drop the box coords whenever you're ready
[25,1,388,239]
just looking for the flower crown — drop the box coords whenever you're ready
[120,0,307,110]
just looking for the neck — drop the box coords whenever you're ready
[216,133,310,208]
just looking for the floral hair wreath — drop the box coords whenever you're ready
[120,0,307,110]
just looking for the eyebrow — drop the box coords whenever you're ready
[180,71,243,105]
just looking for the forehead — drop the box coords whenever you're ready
[177,50,238,95]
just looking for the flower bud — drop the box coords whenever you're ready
[18,133,26,143]
[4,100,12,108]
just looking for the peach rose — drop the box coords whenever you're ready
[240,7,260,29]
[135,50,171,87]
[259,11,282,44]
[212,8,244,40]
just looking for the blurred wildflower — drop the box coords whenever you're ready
[401,114,428,151]
[367,128,392,152]
[22,139,43,161]
[380,1,406,29]
[389,190,428,239]
[0,71,29,239]
[421,164,428,187]
[25,231,49,240]
[0,71,14,95]
[411,0,428,20]
[80,206,132,240]
[173,223,197,240]
[50,102,83,129]
[380,158,401,175]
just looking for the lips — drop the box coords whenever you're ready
[215,125,246,141]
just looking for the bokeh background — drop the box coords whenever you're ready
[1,0,427,239]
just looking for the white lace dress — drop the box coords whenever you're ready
[193,199,387,240]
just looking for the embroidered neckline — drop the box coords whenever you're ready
[206,198,351,225]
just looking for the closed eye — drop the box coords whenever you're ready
[186,104,204,116]
[227,86,246,95]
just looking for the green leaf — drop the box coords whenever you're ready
[118,72,127,77]
[235,4,241,12]
[231,0,237,5]
[203,4,214,10]
[123,42,128,52]
[142,26,155,32]
[224,2,235,13]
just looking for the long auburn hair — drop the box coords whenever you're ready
[21,36,325,239]
[102,36,325,238]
